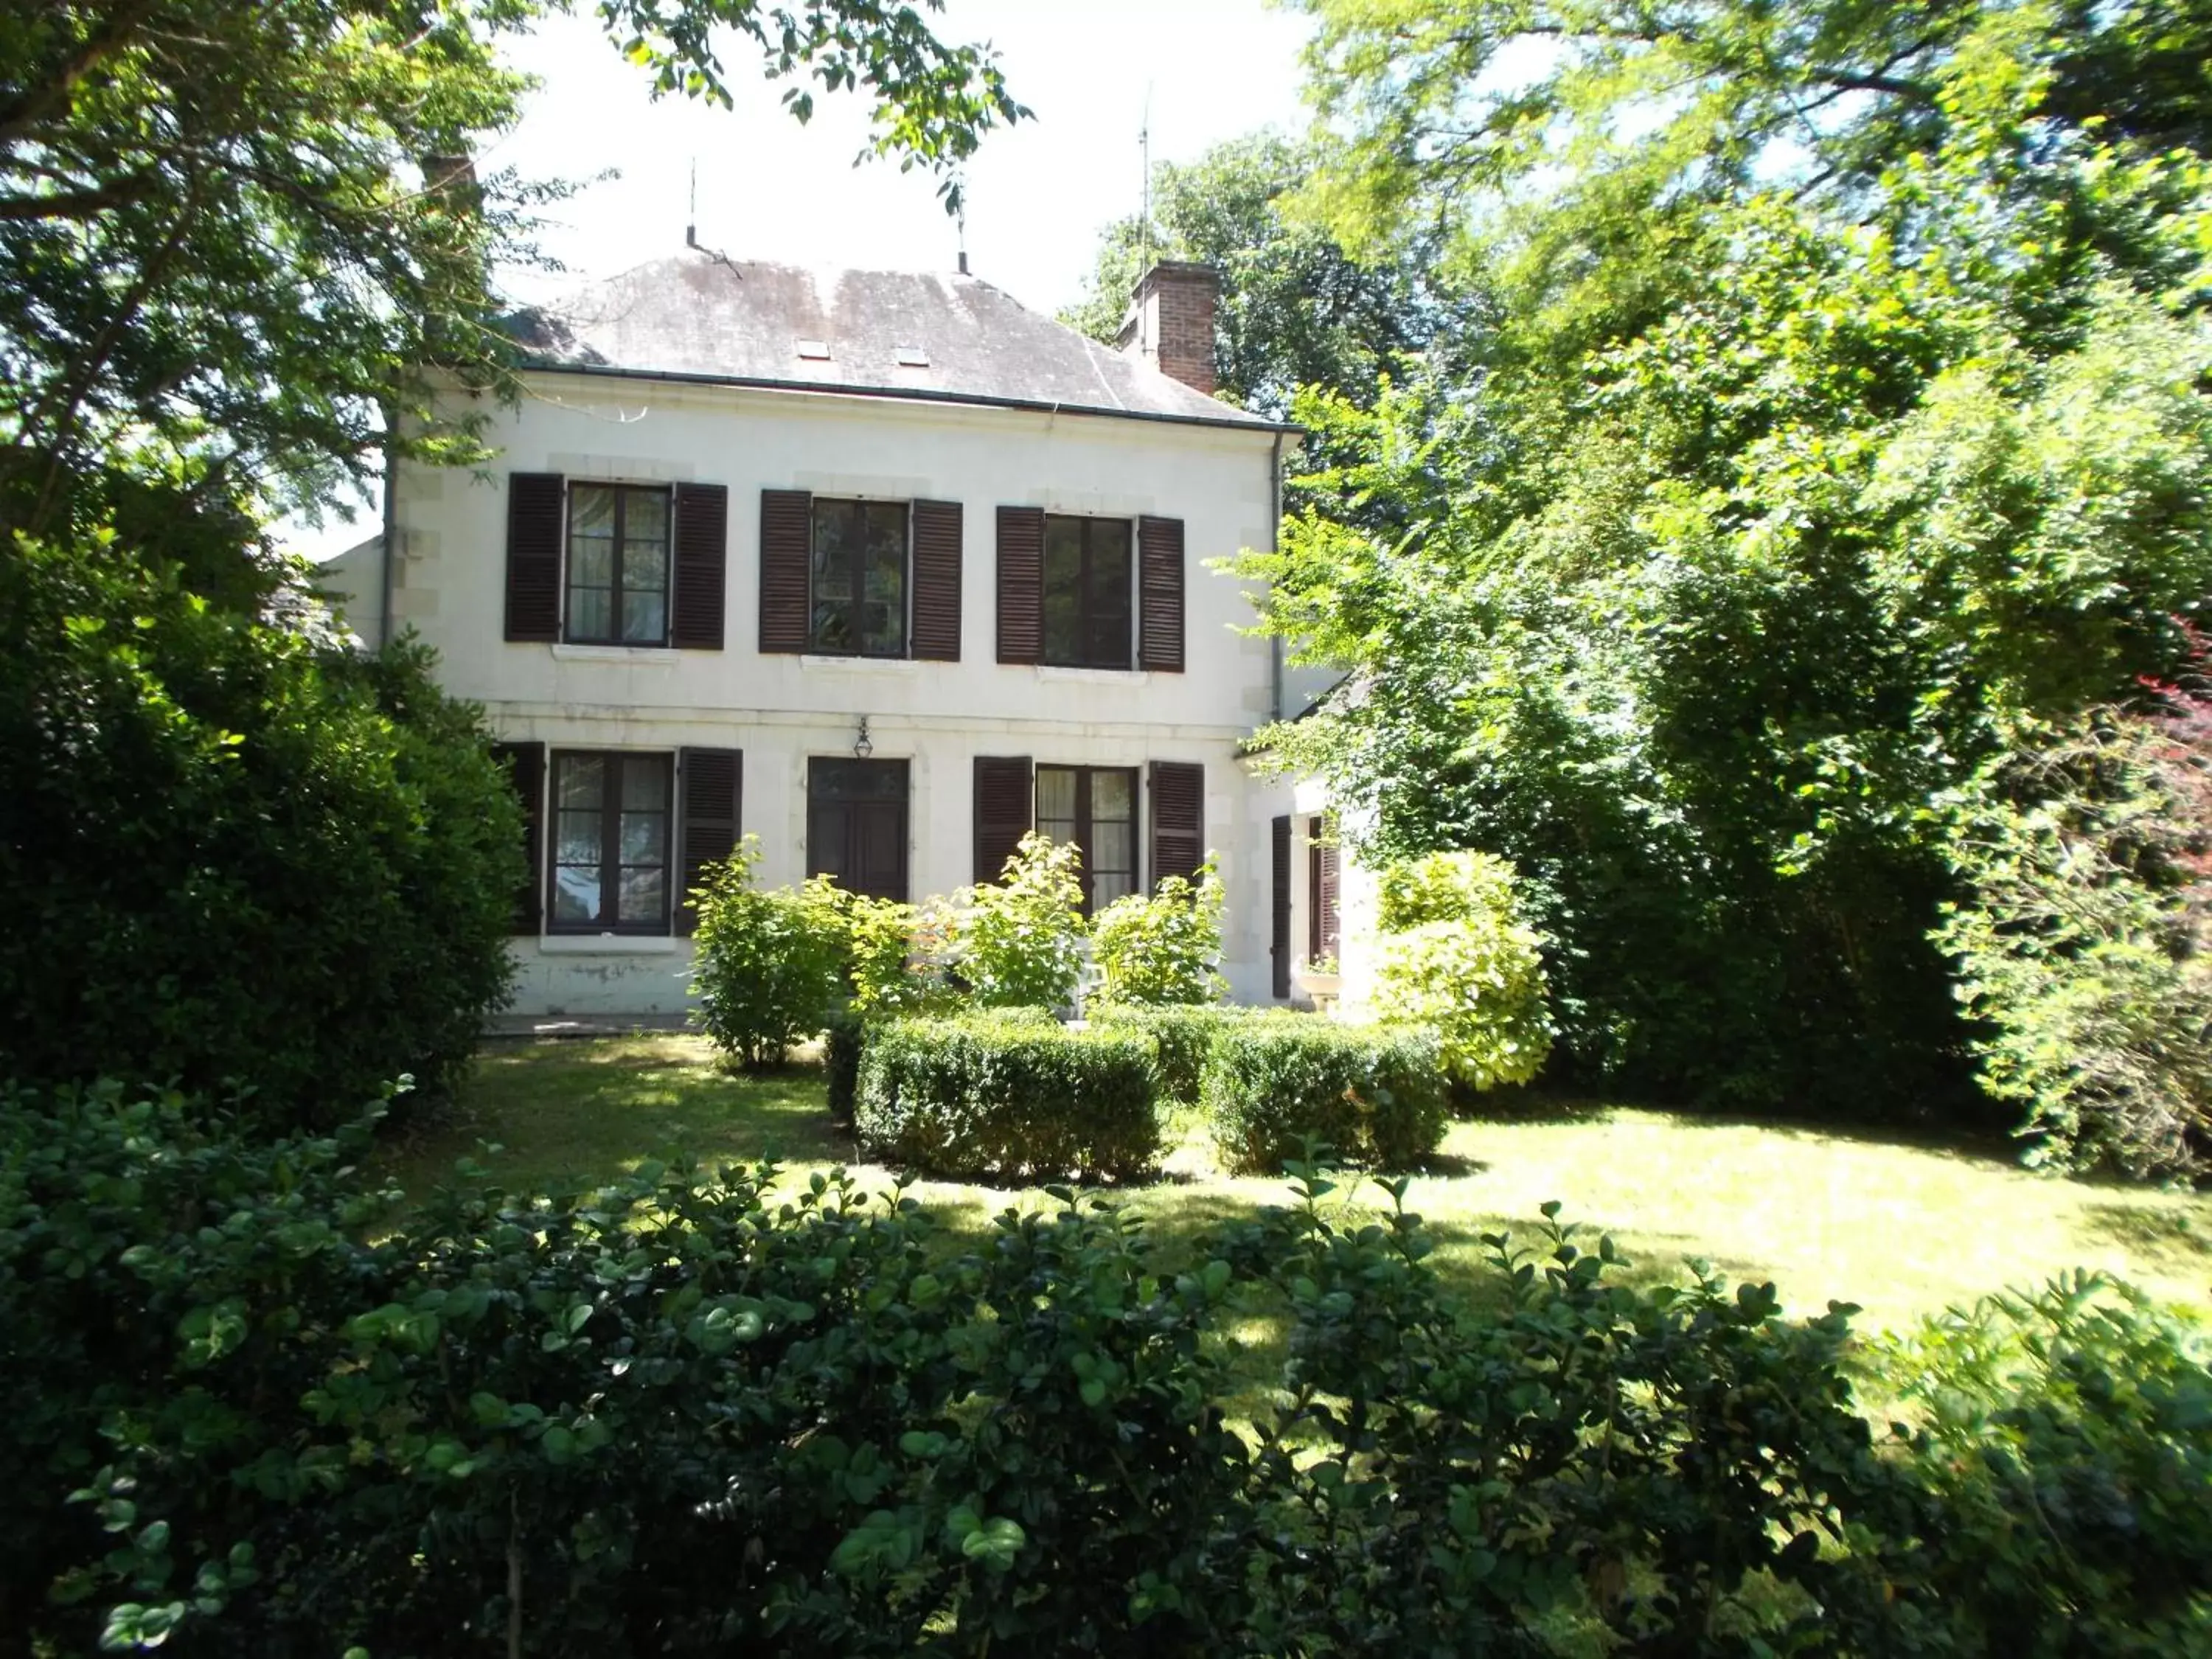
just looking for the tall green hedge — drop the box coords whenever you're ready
[855,1014,1160,1178]
[0,532,518,1128]
[1200,1020,1448,1174]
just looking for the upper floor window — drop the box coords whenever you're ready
[1041,515,1133,669]
[566,483,669,645]
[810,498,908,657]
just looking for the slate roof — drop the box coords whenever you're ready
[504,252,1287,433]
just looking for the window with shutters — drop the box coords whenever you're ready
[810,498,908,656]
[549,751,672,933]
[1307,815,1340,963]
[1035,765,1138,914]
[565,483,671,645]
[1041,515,1133,669]
[807,759,910,901]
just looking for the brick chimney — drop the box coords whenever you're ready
[1116,260,1220,395]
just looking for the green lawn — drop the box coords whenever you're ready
[380,1033,2212,1333]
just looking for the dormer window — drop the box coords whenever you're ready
[796,338,831,361]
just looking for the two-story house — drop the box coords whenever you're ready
[331,250,1355,1019]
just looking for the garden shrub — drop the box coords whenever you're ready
[1090,860,1228,1005]
[953,833,1088,1009]
[1874,1275,2212,1654]
[838,890,959,1018]
[0,531,520,1129]
[1199,1018,1447,1173]
[1371,850,1554,1095]
[824,1006,866,1126]
[1087,1004,1265,1103]
[689,840,848,1068]
[854,1014,1160,1178]
[7,1077,2210,1655]
[1938,697,2212,1180]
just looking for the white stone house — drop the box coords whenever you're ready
[328,252,1360,1018]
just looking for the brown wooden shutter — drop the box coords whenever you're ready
[677,746,742,936]
[670,481,728,650]
[995,505,1043,664]
[490,740,545,935]
[911,498,962,661]
[1149,760,1204,890]
[1137,514,1185,672]
[759,488,812,653]
[504,473,564,642]
[973,755,1034,884]
[1309,818,1341,960]
[1271,813,1293,998]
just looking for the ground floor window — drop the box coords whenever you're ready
[550,750,672,933]
[1308,815,1340,962]
[1036,764,1138,914]
[808,757,910,901]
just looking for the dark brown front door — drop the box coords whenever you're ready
[808,758,910,902]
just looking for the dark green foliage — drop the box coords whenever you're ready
[1199,1020,1448,1173]
[855,1014,1161,1180]
[1876,1275,2212,1654]
[824,1006,866,1127]
[5,1082,2208,1654]
[0,531,518,1127]
[1087,1004,1255,1103]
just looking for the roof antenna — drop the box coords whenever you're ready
[686,156,697,248]
[1138,84,1154,269]
[955,173,969,275]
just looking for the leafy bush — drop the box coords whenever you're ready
[824,1007,866,1126]
[1199,1019,1447,1173]
[855,1014,1160,1178]
[1088,1004,1241,1103]
[1940,698,2212,1180]
[838,890,959,1018]
[953,833,1088,1009]
[689,839,848,1068]
[1371,851,1554,1094]
[0,530,520,1129]
[1875,1275,2212,1654]
[8,1079,2210,1655]
[1090,859,1228,1005]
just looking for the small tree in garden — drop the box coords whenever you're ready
[954,833,1088,1009]
[1371,851,1554,1094]
[1091,858,1228,1005]
[689,838,849,1068]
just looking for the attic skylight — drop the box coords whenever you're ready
[894,344,930,367]
[795,338,830,361]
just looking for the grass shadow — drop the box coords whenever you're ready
[2081,1201,2210,1267]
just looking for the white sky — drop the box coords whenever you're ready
[287,0,1314,558]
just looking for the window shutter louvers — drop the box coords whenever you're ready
[504,473,564,642]
[1137,515,1186,672]
[677,746,742,936]
[1148,760,1204,891]
[490,741,545,935]
[973,755,1034,884]
[911,498,963,661]
[1310,819,1341,961]
[995,505,1043,664]
[1271,813,1293,998]
[670,481,728,649]
[759,488,813,653]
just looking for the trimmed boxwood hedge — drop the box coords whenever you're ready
[1200,1020,1449,1174]
[855,1014,1161,1178]
[1086,1004,1243,1102]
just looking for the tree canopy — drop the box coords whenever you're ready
[0,0,1025,536]
[1233,0,2212,1144]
